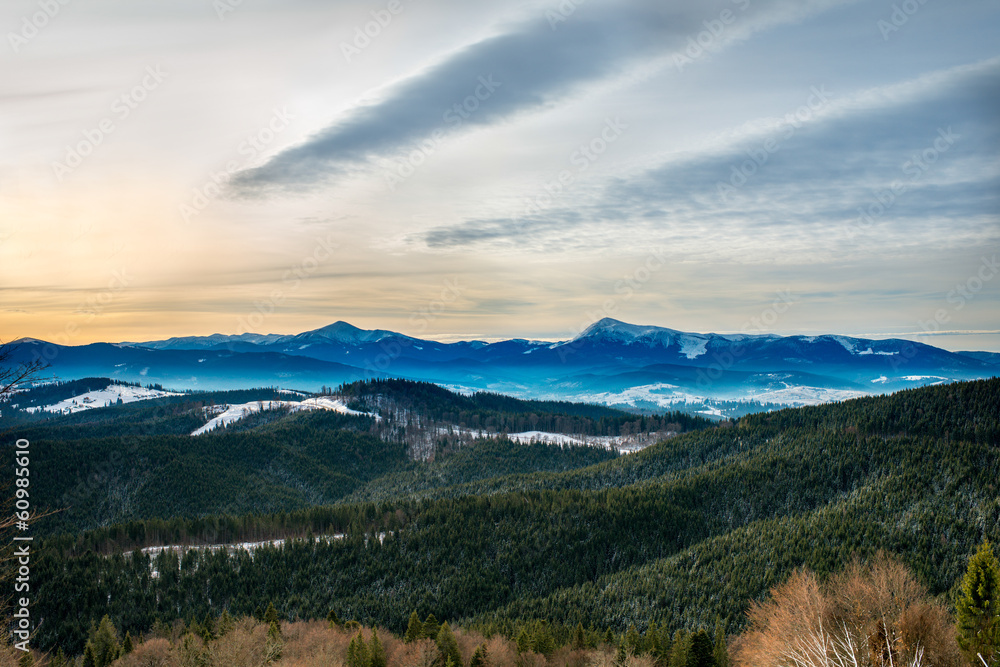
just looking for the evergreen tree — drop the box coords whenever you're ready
[616,642,628,667]
[516,628,531,653]
[200,612,215,642]
[17,651,34,667]
[328,609,343,629]
[82,645,97,667]
[264,602,280,627]
[531,621,555,656]
[346,631,370,667]
[50,649,67,667]
[572,622,586,650]
[218,610,235,637]
[122,631,134,655]
[668,630,690,667]
[265,621,284,663]
[688,629,716,667]
[470,643,489,667]
[603,628,615,646]
[423,613,440,641]
[624,624,642,656]
[957,541,1000,665]
[436,622,463,667]
[84,615,122,667]
[369,629,387,667]
[712,621,729,667]
[404,611,424,643]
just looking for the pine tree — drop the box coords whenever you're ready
[712,621,729,667]
[668,630,690,667]
[437,622,463,667]
[603,628,615,646]
[688,629,716,667]
[122,631,135,655]
[470,643,489,667]
[404,611,424,643]
[201,612,215,642]
[328,609,343,629]
[218,610,235,637]
[572,622,586,650]
[516,628,531,653]
[84,615,122,667]
[423,613,440,641]
[49,649,67,667]
[616,642,628,667]
[624,624,642,656]
[264,621,284,663]
[264,602,280,627]
[369,629,387,667]
[957,541,1000,665]
[531,621,555,656]
[345,631,369,667]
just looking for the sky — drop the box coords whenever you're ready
[1,0,998,350]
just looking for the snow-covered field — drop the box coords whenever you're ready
[505,431,656,454]
[139,535,345,557]
[741,386,869,406]
[25,384,179,414]
[191,396,378,435]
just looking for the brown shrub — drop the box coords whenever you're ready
[484,635,519,667]
[735,553,962,667]
[114,638,177,667]
[206,620,270,667]
[393,637,439,667]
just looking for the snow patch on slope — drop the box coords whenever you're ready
[26,385,179,414]
[678,336,708,359]
[191,397,379,435]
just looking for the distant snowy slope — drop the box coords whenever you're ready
[26,384,179,414]
[191,396,379,435]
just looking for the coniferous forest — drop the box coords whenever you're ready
[1,377,999,665]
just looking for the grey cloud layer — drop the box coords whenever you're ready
[421,59,1000,256]
[229,0,831,193]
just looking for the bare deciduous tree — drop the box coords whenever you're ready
[736,554,963,667]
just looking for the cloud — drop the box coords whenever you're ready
[416,57,1000,259]
[229,0,851,195]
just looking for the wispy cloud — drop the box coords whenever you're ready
[417,57,1000,259]
[229,0,853,195]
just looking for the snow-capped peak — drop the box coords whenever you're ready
[299,321,412,344]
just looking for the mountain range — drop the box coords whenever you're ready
[12,318,998,417]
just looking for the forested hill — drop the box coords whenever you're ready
[339,378,715,435]
[19,378,1000,655]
